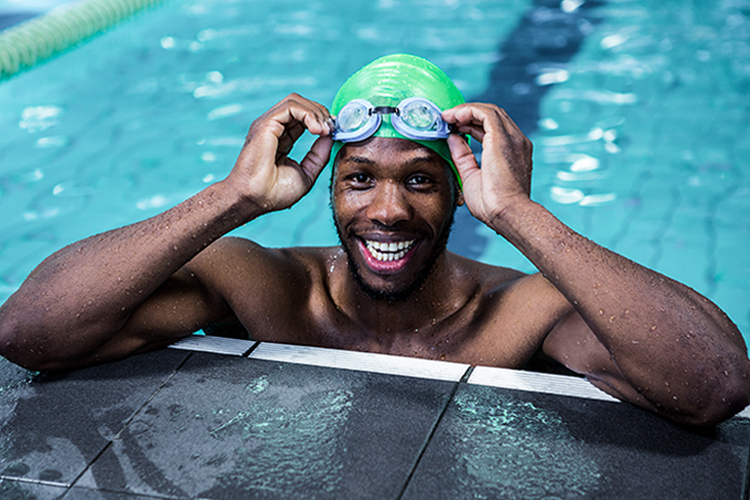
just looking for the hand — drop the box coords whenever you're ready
[227,94,334,213]
[442,103,533,230]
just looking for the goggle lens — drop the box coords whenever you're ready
[401,101,440,131]
[337,101,370,133]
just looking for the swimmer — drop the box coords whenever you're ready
[1,54,748,426]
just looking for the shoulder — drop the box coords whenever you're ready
[446,251,527,292]
[184,237,337,299]
[190,237,334,271]
[445,255,575,366]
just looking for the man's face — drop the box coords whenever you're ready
[331,137,459,302]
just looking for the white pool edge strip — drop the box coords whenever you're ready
[169,335,256,356]
[468,365,619,403]
[249,342,471,382]
[170,337,750,419]
[0,0,165,79]
[469,366,750,419]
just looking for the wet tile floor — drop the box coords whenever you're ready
[1,336,749,499]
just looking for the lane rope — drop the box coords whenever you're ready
[0,0,164,80]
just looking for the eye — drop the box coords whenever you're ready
[406,174,435,189]
[346,172,373,188]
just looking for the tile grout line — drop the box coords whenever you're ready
[395,365,475,500]
[242,341,260,357]
[67,351,194,491]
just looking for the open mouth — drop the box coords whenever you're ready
[363,239,416,263]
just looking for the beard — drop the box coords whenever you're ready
[334,205,457,304]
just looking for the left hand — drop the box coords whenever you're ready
[442,103,533,230]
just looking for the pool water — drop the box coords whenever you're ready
[0,0,748,339]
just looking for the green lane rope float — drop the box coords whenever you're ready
[0,0,165,80]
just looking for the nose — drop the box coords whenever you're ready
[365,181,413,227]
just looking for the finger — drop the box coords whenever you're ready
[456,123,486,143]
[282,95,333,136]
[298,135,334,184]
[447,134,480,183]
[277,121,307,157]
[444,104,497,143]
[263,95,332,140]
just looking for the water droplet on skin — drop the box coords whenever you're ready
[724,370,729,377]
[598,309,604,315]
[651,325,657,331]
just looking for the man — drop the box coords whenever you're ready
[0,54,748,426]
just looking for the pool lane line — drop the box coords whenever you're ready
[449,0,606,261]
[0,0,166,81]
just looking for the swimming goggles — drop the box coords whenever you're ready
[332,97,455,143]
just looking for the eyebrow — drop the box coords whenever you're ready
[341,156,376,165]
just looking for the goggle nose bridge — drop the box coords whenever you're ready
[371,106,399,116]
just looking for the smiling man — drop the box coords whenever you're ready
[1,54,749,426]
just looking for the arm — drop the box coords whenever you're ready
[443,103,750,425]
[0,94,334,371]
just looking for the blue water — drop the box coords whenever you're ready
[0,0,748,339]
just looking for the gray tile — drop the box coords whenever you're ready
[0,350,190,486]
[80,352,457,499]
[403,384,750,499]
[62,485,177,499]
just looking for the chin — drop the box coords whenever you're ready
[341,242,435,303]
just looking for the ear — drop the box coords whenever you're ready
[456,189,465,207]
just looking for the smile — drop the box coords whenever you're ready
[364,239,415,262]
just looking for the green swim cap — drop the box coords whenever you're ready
[331,54,465,186]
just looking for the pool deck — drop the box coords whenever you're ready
[2,336,750,499]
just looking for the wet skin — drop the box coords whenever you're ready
[1,94,749,426]
[331,138,460,301]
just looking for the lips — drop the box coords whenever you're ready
[364,239,415,262]
[357,237,418,273]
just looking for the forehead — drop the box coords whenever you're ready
[335,137,448,174]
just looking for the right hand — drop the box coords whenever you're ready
[227,94,334,212]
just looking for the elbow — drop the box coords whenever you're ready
[0,310,55,371]
[680,370,750,427]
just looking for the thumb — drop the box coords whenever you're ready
[448,134,480,185]
[298,135,334,186]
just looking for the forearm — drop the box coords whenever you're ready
[0,180,260,364]
[494,200,750,419]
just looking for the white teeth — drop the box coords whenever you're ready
[364,239,415,262]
